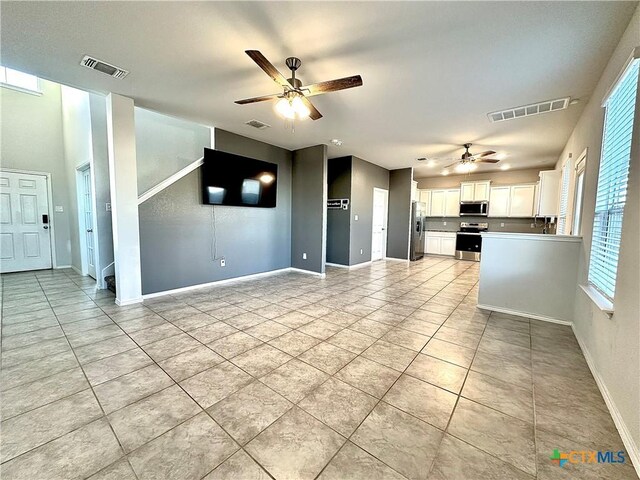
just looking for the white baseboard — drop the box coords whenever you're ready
[572,326,640,477]
[288,267,326,278]
[384,257,409,263]
[326,261,371,270]
[115,297,143,306]
[142,268,295,299]
[70,265,85,276]
[476,304,572,325]
[54,265,72,269]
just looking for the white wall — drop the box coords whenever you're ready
[0,79,73,266]
[60,86,94,272]
[556,6,640,465]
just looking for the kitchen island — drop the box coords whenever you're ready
[477,232,582,323]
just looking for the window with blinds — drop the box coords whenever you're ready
[588,58,639,301]
[557,161,571,234]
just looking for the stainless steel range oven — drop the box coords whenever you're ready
[455,222,488,261]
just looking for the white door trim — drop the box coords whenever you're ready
[372,187,389,261]
[76,162,101,282]
[0,168,57,269]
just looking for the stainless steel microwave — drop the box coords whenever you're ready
[459,201,489,216]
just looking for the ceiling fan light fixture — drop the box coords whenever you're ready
[500,164,511,171]
[274,93,309,120]
[456,163,477,173]
[441,170,450,176]
[291,95,310,118]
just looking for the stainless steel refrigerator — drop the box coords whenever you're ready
[410,201,425,261]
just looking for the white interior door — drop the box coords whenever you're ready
[371,188,388,261]
[80,167,96,278]
[0,171,52,273]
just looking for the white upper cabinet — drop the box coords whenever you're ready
[489,186,511,217]
[430,190,446,216]
[411,181,418,201]
[460,181,491,201]
[418,189,432,212]
[445,189,461,216]
[509,184,537,217]
[460,183,475,201]
[423,189,459,217]
[474,181,491,201]
[536,170,561,216]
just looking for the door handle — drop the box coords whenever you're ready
[87,229,93,233]
[43,226,49,230]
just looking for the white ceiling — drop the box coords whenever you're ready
[2,1,636,177]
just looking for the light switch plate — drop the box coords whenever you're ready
[302,253,307,260]
[354,214,359,221]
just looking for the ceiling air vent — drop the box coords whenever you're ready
[80,55,129,79]
[245,119,271,130]
[488,97,571,123]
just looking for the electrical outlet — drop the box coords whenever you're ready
[531,223,535,228]
[501,223,505,227]
[106,203,111,212]
[220,258,226,267]
[360,249,363,255]
[302,253,307,260]
[443,221,447,226]
[354,214,359,221]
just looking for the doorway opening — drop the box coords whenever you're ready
[371,187,389,261]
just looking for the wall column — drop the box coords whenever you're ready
[106,93,142,305]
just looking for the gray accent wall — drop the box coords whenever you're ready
[138,129,292,294]
[387,168,413,260]
[349,157,389,265]
[135,107,210,195]
[326,157,352,265]
[291,145,328,274]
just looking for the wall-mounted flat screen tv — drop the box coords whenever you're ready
[201,148,277,208]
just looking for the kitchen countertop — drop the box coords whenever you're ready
[481,232,582,242]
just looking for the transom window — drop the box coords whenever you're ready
[587,57,639,301]
[0,65,41,94]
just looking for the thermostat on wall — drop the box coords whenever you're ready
[54,206,64,213]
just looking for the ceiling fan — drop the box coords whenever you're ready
[444,143,500,169]
[235,50,363,121]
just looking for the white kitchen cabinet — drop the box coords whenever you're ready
[489,186,510,217]
[509,184,536,217]
[429,190,446,216]
[441,236,457,256]
[418,189,431,213]
[460,181,491,201]
[445,189,460,216]
[536,170,561,216]
[460,183,475,201]
[424,231,457,256]
[474,181,491,201]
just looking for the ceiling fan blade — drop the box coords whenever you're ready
[235,93,281,105]
[301,96,322,120]
[245,50,292,89]
[444,161,461,169]
[472,150,497,158]
[302,75,363,97]
[475,159,500,163]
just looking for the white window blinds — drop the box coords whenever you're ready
[588,58,639,300]
[557,161,571,234]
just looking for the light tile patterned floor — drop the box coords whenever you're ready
[0,258,636,479]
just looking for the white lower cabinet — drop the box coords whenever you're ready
[425,231,457,256]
